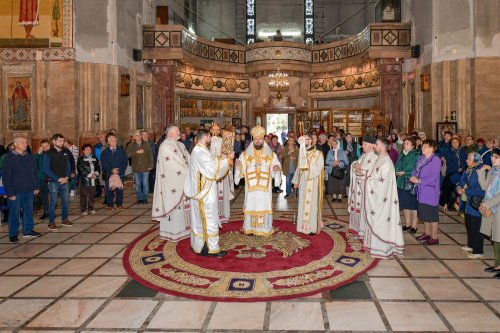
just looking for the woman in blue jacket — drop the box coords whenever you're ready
[457,152,486,259]
[441,137,467,210]
[326,140,349,203]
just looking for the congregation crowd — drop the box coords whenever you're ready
[0,124,499,277]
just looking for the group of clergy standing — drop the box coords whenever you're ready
[150,123,404,259]
[151,124,327,258]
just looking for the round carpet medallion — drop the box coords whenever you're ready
[123,216,378,302]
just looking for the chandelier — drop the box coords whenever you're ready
[268,69,289,100]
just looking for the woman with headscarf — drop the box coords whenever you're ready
[456,152,486,259]
[326,139,348,203]
[478,148,500,278]
[441,137,467,210]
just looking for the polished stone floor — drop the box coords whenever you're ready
[0,185,499,332]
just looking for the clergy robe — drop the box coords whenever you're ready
[210,136,234,224]
[363,154,405,258]
[184,145,231,254]
[152,139,191,242]
[292,147,324,234]
[235,143,281,236]
[348,151,377,238]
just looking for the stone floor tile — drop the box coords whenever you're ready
[102,215,137,223]
[15,276,83,297]
[0,276,38,297]
[4,258,66,276]
[428,245,470,259]
[417,278,477,300]
[76,244,125,258]
[401,259,454,277]
[117,223,155,233]
[97,232,142,244]
[208,302,266,330]
[147,301,211,329]
[84,224,123,233]
[436,302,500,332]
[369,277,425,300]
[86,299,157,329]
[66,276,128,297]
[49,258,107,275]
[326,301,386,331]
[1,244,53,258]
[28,299,105,328]
[92,258,127,276]
[29,232,75,244]
[401,245,436,259]
[269,302,324,331]
[464,278,500,300]
[439,223,467,233]
[0,258,26,274]
[380,301,448,332]
[0,299,53,328]
[444,260,493,277]
[62,233,107,244]
[37,244,89,258]
[367,259,408,277]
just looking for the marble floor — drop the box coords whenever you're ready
[0,185,499,333]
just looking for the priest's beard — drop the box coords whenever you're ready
[254,143,263,150]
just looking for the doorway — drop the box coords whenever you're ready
[266,113,288,144]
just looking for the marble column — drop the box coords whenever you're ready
[456,58,472,137]
[379,59,402,131]
[152,61,177,138]
[78,62,98,148]
[32,61,49,151]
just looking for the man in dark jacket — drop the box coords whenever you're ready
[43,133,72,230]
[34,139,51,220]
[101,133,128,210]
[3,136,40,242]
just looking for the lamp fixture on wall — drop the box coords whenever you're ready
[268,68,289,100]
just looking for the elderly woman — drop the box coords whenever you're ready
[326,139,348,203]
[395,137,420,234]
[410,139,442,245]
[441,137,467,210]
[456,152,486,259]
[478,148,500,277]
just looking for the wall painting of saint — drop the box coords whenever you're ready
[0,0,64,47]
[8,76,32,131]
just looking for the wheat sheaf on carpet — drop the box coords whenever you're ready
[123,216,378,302]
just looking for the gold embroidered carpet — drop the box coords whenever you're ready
[123,214,378,302]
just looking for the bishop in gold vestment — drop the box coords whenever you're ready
[235,126,282,236]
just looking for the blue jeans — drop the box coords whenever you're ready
[134,171,150,201]
[105,178,123,207]
[286,172,295,196]
[48,182,69,223]
[8,192,35,237]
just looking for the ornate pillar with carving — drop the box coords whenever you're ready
[152,61,177,138]
[379,59,402,131]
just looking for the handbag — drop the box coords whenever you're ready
[469,195,484,210]
[330,166,345,180]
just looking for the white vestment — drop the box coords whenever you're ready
[362,154,405,258]
[184,145,231,254]
[292,147,324,234]
[348,151,377,238]
[210,136,234,224]
[234,143,282,236]
[152,139,191,242]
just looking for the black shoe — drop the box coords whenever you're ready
[331,198,337,202]
[484,266,500,273]
[208,250,227,258]
[136,200,142,205]
[39,212,49,220]
[143,199,147,204]
[337,198,342,203]
[409,228,417,235]
[309,232,315,236]
[9,236,19,243]
[284,195,290,198]
[402,226,410,231]
[23,230,41,238]
[494,272,500,279]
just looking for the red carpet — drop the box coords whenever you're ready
[123,217,378,302]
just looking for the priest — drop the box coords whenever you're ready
[152,125,191,242]
[362,138,405,258]
[292,135,325,235]
[209,123,234,225]
[235,126,282,236]
[184,129,234,257]
[348,135,377,238]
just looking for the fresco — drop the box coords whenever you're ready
[7,76,32,131]
[0,0,64,47]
